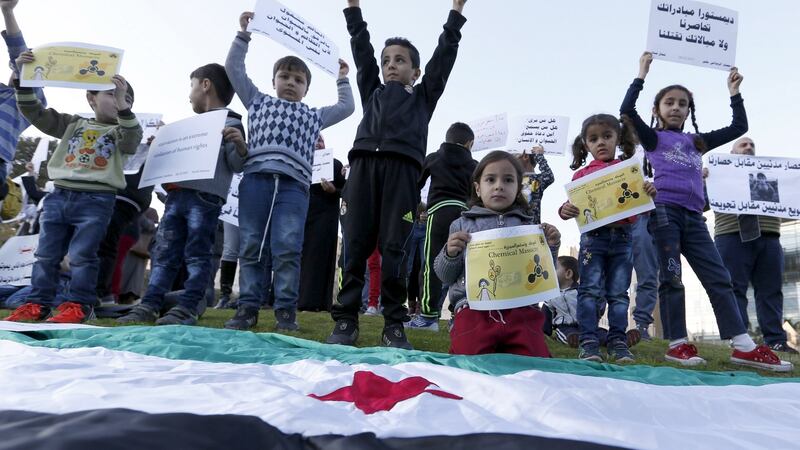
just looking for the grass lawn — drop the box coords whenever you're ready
[4,308,797,378]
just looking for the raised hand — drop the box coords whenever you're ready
[112,75,131,110]
[727,67,743,96]
[15,50,34,69]
[638,52,653,79]
[240,11,254,33]
[338,59,349,79]
[453,0,467,13]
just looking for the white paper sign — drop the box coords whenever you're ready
[311,148,334,185]
[123,143,150,175]
[646,0,738,70]
[138,113,163,144]
[138,110,228,188]
[468,113,508,152]
[248,0,340,77]
[507,115,570,156]
[32,138,49,173]
[706,154,800,219]
[219,173,242,227]
[0,234,39,286]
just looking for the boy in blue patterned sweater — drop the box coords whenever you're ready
[224,11,355,331]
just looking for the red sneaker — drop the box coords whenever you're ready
[5,303,51,322]
[665,343,706,366]
[731,345,794,372]
[46,302,95,324]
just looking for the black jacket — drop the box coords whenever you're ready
[345,7,466,168]
[419,143,477,207]
[117,165,153,212]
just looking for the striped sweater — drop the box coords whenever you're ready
[0,31,46,163]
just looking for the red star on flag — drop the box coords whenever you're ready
[309,370,462,414]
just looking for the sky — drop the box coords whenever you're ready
[9,0,800,250]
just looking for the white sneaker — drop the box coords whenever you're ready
[364,306,380,316]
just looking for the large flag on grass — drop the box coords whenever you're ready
[1,323,798,449]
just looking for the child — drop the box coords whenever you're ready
[0,0,46,201]
[328,0,468,349]
[619,52,791,371]
[544,255,580,346]
[117,63,247,326]
[409,122,476,331]
[6,54,142,323]
[435,150,559,356]
[518,145,554,224]
[559,114,656,363]
[224,12,354,331]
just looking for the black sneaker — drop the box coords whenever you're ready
[156,305,198,326]
[770,342,800,355]
[224,305,260,330]
[116,304,158,324]
[275,308,299,331]
[636,323,653,341]
[326,319,359,346]
[607,339,635,363]
[380,323,413,350]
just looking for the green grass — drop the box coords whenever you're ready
[2,308,799,377]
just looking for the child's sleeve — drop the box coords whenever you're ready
[344,7,381,105]
[533,154,555,191]
[619,78,658,151]
[418,154,433,190]
[697,94,748,152]
[318,78,355,129]
[225,32,263,108]
[332,158,346,194]
[223,121,247,173]
[419,10,467,114]
[112,110,144,155]
[14,85,74,138]
[434,218,465,284]
[4,31,47,106]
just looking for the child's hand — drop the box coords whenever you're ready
[222,127,248,156]
[638,52,653,79]
[517,152,533,172]
[15,50,34,69]
[452,0,467,13]
[346,0,360,8]
[320,179,336,193]
[239,11,254,33]
[702,167,709,179]
[541,223,561,247]
[25,161,34,175]
[446,231,471,257]
[112,75,131,110]
[338,59,349,79]
[0,0,19,12]
[530,145,544,155]
[643,181,657,198]
[727,67,743,96]
[560,201,580,219]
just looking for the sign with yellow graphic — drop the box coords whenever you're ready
[465,225,560,310]
[20,42,124,91]
[564,158,654,233]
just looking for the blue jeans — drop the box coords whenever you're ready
[648,205,746,340]
[140,189,223,311]
[577,225,633,344]
[632,214,659,326]
[406,221,426,275]
[27,188,114,306]
[237,173,308,311]
[3,273,71,309]
[715,233,787,345]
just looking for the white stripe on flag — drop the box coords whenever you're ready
[0,341,797,449]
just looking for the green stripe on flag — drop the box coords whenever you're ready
[1,326,797,387]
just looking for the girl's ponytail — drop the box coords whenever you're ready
[570,135,588,170]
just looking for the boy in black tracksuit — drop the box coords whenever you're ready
[408,122,476,331]
[328,0,468,349]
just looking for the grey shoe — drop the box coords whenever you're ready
[224,305,260,330]
[380,323,413,350]
[116,304,158,324]
[274,308,299,331]
[578,339,603,362]
[608,339,635,363]
[156,305,198,326]
[326,319,359,346]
